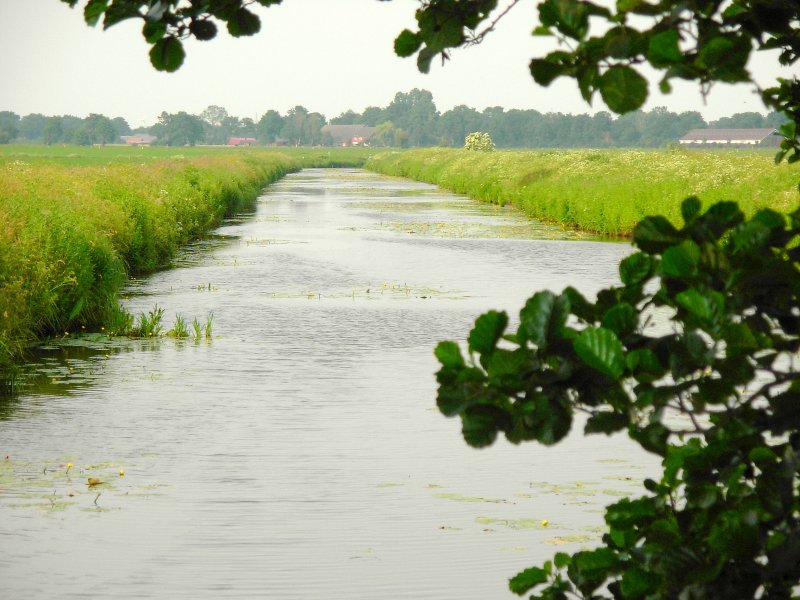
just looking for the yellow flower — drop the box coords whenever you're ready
[66,463,73,473]
[540,519,549,527]
[119,468,125,477]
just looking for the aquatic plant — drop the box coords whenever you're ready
[204,313,214,339]
[169,314,189,338]
[191,317,202,341]
[130,305,165,338]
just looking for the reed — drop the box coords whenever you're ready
[366,148,799,236]
[0,147,370,370]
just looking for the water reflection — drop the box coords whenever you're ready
[0,169,655,599]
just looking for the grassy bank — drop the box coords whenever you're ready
[0,146,367,370]
[366,148,799,235]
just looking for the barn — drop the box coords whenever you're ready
[679,128,780,147]
[321,124,375,147]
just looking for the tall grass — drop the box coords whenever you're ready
[366,148,799,236]
[0,147,369,371]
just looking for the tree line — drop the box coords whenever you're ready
[1,89,783,148]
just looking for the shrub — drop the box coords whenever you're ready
[464,131,495,152]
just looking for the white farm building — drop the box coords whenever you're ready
[679,128,780,147]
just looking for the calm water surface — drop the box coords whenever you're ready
[1,169,657,599]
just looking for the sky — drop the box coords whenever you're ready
[0,0,794,127]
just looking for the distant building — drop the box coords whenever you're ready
[121,134,157,147]
[321,124,375,147]
[228,137,257,146]
[679,128,779,147]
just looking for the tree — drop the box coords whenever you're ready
[0,111,20,144]
[42,116,63,145]
[155,111,204,146]
[385,88,439,146]
[18,113,48,141]
[83,113,119,144]
[256,110,284,145]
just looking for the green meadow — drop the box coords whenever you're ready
[366,148,799,236]
[0,146,368,369]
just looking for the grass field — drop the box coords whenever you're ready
[0,145,369,371]
[366,148,800,236]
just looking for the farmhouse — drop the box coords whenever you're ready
[228,137,257,146]
[321,124,375,147]
[679,128,779,147]
[121,134,157,146]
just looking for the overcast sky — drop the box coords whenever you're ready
[0,0,792,127]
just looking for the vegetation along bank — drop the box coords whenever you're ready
[0,147,368,370]
[366,148,799,236]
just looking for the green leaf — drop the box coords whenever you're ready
[227,8,261,37]
[554,552,572,568]
[461,406,505,448]
[394,29,422,57]
[83,0,108,26]
[631,422,670,455]
[681,196,701,224]
[633,215,682,253]
[601,303,637,338]
[468,310,508,357]
[598,66,648,113]
[661,240,700,278]
[529,58,564,86]
[189,19,218,41]
[434,341,465,369]
[626,348,665,383]
[519,291,569,348]
[509,566,548,595]
[149,37,185,72]
[573,327,625,379]
[143,21,167,43]
[416,47,436,73]
[620,568,660,597]
[676,288,720,322]
[585,411,628,434]
[647,29,682,66]
[619,252,654,286]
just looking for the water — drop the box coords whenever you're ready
[1,169,656,599]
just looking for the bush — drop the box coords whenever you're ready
[464,131,495,152]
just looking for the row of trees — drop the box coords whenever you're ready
[0,111,131,145]
[1,92,783,148]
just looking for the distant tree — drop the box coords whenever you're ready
[710,112,772,129]
[83,113,119,144]
[111,116,131,137]
[42,116,63,145]
[438,105,485,147]
[385,88,439,146]
[360,106,388,127]
[238,117,256,138]
[18,114,48,141]
[72,126,92,146]
[256,110,284,144]
[0,111,20,144]
[330,110,359,125]
[156,111,204,146]
[372,121,397,147]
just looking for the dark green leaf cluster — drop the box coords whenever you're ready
[60,0,282,71]
[435,198,800,597]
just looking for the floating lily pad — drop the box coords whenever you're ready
[434,492,507,503]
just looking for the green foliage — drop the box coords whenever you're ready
[130,304,165,337]
[367,148,799,236]
[463,131,495,152]
[169,313,189,338]
[435,198,800,596]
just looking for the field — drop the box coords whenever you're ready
[366,148,800,236]
[0,145,369,369]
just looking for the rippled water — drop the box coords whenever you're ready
[1,169,657,599]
